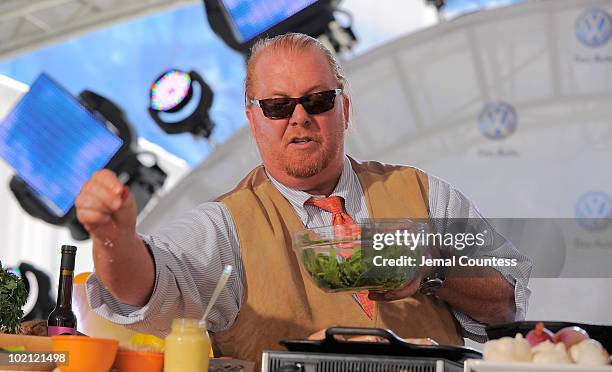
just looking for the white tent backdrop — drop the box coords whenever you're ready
[1,0,611,343]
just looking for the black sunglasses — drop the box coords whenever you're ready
[249,89,342,119]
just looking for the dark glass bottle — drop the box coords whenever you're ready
[47,245,77,336]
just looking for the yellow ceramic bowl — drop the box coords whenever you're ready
[51,335,118,372]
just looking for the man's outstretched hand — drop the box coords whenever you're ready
[74,169,153,306]
[75,169,137,243]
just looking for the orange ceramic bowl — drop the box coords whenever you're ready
[114,350,164,372]
[51,335,118,372]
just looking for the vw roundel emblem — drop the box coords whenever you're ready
[575,8,612,48]
[478,101,518,140]
[575,191,612,231]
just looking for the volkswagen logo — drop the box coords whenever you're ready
[478,101,518,140]
[575,191,612,231]
[575,8,612,48]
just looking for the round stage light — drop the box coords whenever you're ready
[148,69,215,138]
[150,69,192,112]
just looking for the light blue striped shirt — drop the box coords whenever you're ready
[86,156,532,342]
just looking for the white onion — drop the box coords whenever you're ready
[532,341,572,364]
[532,340,555,354]
[483,333,533,362]
[569,339,609,366]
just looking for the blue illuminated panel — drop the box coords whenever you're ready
[443,0,525,18]
[0,74,123,217]
[221,0,318,42]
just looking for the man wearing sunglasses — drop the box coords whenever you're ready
[78,33,531,365]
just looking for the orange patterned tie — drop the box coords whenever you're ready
[305,196,375,319]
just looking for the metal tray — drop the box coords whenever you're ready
[280,327,482,364]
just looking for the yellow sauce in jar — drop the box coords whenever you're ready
[164,318,210,372]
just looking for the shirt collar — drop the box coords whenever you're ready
[267,156,358,225]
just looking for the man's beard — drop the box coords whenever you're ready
[282,148,332,178]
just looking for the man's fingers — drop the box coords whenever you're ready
[307,325,339,340]
[381,289,404,301]
[387,278,422,300]
[76,208,111,227]
[307,328,327,340]
[94,169,124,194]
[77,175,124,213]
[74,191,122,214]
[368,291,387,301]
[74,170,137,244]
[308,327,392,343]
[369,277,422,302]
[344,335,388,343]
[404,338,438,346]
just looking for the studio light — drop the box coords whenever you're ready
[203,0,357,55]
[148,69,215,138]
[426,0,445,12]
[1,74,167,241]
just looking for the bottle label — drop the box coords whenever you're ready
[48,326,76,336]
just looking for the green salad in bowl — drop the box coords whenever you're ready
[293,221,429,293]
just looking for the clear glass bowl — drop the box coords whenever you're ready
[292,220,430,293]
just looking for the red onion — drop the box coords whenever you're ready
[553,326,590,348]
[526,322,554,346]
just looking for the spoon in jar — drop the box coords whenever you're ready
[200,265,233,327]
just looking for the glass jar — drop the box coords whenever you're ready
[164,318,210,372]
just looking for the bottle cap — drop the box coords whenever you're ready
[61,245,77,254]
[60,245,77,271]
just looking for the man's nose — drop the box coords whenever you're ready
[289,103,311,126]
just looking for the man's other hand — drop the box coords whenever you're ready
[367,276,423,302]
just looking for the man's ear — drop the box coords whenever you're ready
[342,94,350,130]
